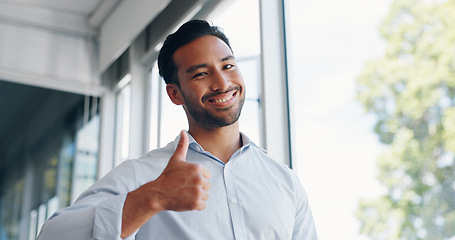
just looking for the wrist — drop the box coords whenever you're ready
[121,185,163,238]
[131,182,165,214]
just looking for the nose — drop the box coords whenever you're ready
[210,69,230,91]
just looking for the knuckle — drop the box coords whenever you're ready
[187,199,200,210]
[205,182,211,191]
[202,191,209,200]
[193,175,204,185]
[196,201,207,210]
[191,186,202,195]
[189,164,202,172]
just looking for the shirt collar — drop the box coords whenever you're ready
[241,132,267,154]
[172,131,262,153]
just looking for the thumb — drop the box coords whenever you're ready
[170,130,189,162]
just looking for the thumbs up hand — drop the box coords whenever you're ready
[138,130,212,212]
[156,130,212,211]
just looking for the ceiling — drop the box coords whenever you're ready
[0,0,121,32]
[1,0,104,15]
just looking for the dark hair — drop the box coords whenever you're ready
[157,19,232,86]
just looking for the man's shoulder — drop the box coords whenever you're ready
[126,141,176,172]
[116,142,176,185]
[241,143,303,195]
[138,141,175,160]
[247,143,295,175]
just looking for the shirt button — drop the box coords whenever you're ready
[231,198,237,204]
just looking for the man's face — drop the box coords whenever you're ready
[170,35,245,129]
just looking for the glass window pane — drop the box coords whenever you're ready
[36,204,47,236]
[0,83,100,240]
[114,79,132,166]
[0,179,23,240]
[58,133,75,208]
[208,0,261,58]
[148,64,188,149]
[71,115,99,203]
[285,0,392,239]
[237,57,261,145]
[158,80,188,147]
[237,57,260,100]
[286,0,455,239]
[29,209,37,240]
[148,65,160,150]
[239,100,260,144]
[46,196,59,220]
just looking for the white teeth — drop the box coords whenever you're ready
[213,94,233,103]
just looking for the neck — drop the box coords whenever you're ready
[188,122,242,163]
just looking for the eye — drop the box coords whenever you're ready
[223,64,234,70]
[192,72,207,79]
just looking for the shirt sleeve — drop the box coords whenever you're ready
[37,160,137,240]
[291,171,319,240]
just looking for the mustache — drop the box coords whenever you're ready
[201,86,241,102]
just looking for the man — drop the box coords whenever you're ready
[37,20,317,239]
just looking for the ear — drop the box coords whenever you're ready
[166,84,184,105]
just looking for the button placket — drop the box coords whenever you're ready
[224,163,246,240]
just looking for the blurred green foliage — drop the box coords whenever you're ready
[355,0,455,239]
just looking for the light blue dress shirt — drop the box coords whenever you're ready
[37,132,317,239]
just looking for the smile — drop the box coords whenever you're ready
[210,93,234,103]
[205,89,238,105]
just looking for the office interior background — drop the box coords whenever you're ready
[0,0,454,239]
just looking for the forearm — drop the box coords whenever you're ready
[121,188,162,238]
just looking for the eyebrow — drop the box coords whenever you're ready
[221,55,235,62]
[185,55,235,73]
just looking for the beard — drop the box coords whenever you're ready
[180,86,245,130]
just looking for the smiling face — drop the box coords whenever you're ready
[166,35,245,130]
